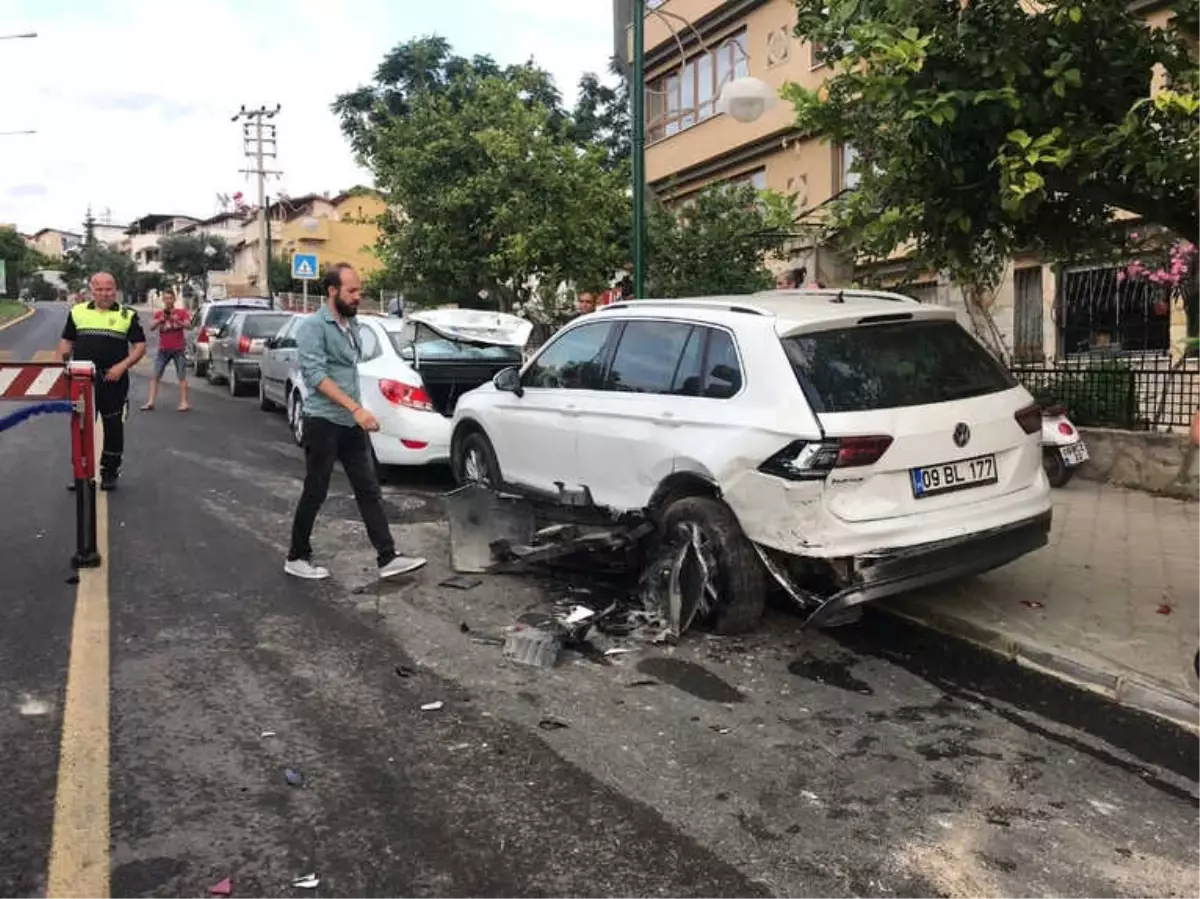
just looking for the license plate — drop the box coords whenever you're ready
[1060,443,1089,466]
[911,454,998,498]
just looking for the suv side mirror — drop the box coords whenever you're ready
[493,366,523,397]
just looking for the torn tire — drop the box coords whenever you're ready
[660,495,765,635]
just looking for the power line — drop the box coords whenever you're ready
[232,104,282,294]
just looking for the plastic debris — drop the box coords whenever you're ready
[421,701,444,711]
[709,725,732,735]
[627,679,658,687]
[1020,600,1044,609]
[395,665,415,678]
[563,605,595,625]
[261,731,276,738]
[537,717,569,730]
[440,575,482,591]
[604,648,635,656]
[284,768,304,787]
[503,626,561,669]
[460,622,471,633]
[209,876,233,896]
[291,874,320,889]
[1156,603,1172,615]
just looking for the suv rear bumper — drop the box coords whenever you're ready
[762,510,1052,628]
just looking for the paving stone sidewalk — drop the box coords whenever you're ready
[889,479,1199,730]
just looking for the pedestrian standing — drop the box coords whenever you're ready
[57,271,147,490]
[285,263,427,580]
[141,289,191,411]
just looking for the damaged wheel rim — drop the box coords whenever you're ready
[464,448,489,484]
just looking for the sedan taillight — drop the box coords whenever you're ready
[379,379,434,411]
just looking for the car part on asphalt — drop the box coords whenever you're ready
[444,483,537,573]
[420,700,444,711]
[439,574,483,590]
[291,874,320,889]
[208,877,233,897]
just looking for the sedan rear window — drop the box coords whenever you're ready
[782,319,1016,413]
[244,314,293,337]
[388,329,522,363]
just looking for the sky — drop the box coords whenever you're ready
[0,0,614,235]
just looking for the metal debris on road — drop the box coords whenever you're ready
[709,725,732,734]
[261,730,277,738]
[564,605,596,625]
[284,768,304,787]
[439,574,483,590]
[291,874,320,889]
[604,648,635,656]
[420,700,444,711]
[208,876,233,896]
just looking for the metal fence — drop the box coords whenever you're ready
[1011,354,1199,431]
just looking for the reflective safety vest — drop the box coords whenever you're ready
[70,301,135,338]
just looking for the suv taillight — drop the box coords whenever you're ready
[1014,403,1042,434]
[237,336,252,354]
[760,436,893,480]
[197,326,210,343]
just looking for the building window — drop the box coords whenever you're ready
[647,29,750,142]
[837,144,861,191]
[1059,266,1170,355]
[730,168,768,191]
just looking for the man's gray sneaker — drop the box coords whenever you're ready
[285,558,331,580]
[379,555,427,579]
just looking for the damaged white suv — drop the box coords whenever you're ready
[450,290,1052,633]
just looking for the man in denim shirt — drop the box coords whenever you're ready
[285,263,426,581]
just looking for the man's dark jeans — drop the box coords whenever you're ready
[288,416,396,566]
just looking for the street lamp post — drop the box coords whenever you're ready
[629,4,778,298]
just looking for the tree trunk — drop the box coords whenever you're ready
[962,281,1011,364]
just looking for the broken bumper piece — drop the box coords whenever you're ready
[760,510,1052,629]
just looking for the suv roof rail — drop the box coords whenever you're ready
[753,287,919,304]
[598,299,771,316]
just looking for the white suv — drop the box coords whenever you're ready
[450,289,1052,633]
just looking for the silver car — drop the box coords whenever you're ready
[188,298,272,378]
[258,314,306,412]
[207,310,295,396]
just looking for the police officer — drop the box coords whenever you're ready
[57,271,147,490]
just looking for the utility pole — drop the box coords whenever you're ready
[232,104,281,295]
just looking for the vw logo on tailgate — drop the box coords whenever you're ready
[953,423,971,448]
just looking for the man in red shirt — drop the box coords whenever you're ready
[142,289,191,411]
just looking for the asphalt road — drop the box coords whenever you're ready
[0,302,1196,898]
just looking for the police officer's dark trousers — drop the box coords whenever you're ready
[96,371,129,478]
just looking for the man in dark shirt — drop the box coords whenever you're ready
[57,271,147,490]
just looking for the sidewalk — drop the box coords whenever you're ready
[889,480,1199,730]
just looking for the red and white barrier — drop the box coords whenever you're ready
[0,363,69,400]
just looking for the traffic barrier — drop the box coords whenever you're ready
[0,359,101,568]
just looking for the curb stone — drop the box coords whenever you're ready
[0,306,35,332]
[882,605,1199,734]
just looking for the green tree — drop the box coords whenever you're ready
[348,44,628,310]
[785,0,1199,352]
[24,273,62,303]
[133,270,169,302]
[0,228,53,299]
[158,233,234,303]
[60,242,136,296]
[646,185,796,297]
[570,58,631,174]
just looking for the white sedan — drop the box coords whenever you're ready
[274,309,531,467]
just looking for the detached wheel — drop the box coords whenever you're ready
[1043,448,1074,488]
[288,390,305,446]
[452,429,500,486]
[659,495,766,635]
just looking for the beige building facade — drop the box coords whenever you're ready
[619,0,1190,365]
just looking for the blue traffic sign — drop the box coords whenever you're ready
[291,252,319,281]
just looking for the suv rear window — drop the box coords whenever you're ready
[782,319,1016,412]
[243,314,293,337]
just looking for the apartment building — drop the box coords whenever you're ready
[29,228,83,259]
[615,0,1191,363]
[123,214,202,272]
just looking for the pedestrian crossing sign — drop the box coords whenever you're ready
[291,252,319,281]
